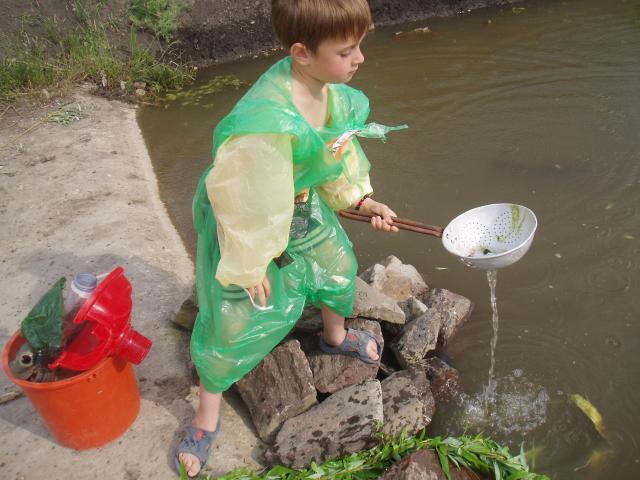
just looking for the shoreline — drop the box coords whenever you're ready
[179,0,523,65]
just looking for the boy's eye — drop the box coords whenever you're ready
[339,51,351,58]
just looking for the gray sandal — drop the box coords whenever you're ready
[174,418,220,477]
[319,328,382,365]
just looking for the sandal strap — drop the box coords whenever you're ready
[175,419,220,473]
[319,328,382,364]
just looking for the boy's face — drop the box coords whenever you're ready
[305,35,365,84]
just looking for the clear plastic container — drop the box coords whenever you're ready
[63,273,98,339]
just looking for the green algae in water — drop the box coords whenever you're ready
[161,75,247,108]
[496,204,525,242]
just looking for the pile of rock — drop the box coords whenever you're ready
[233,255,474,471]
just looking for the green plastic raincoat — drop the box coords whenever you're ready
[191,56,405,393]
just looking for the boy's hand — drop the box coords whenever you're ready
[359,198,399,233]
[294,188,309,203]
[247,276,272,307]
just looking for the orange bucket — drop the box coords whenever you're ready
[2,331,140,450]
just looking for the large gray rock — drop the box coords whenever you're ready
[381,369,435,437]
[360,256,429,302]
[307,318,383,393]
[425,288,474,345]
[380,449,480,480]
[235,340,317,443]
[390,311,443,368]
[351,276,406,324]
[423,357,462,404]
[268,379,383,468]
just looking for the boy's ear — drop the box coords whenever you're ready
[290,42,313,65]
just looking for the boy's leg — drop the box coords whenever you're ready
[178,386,221,477]
[320,303,379,362]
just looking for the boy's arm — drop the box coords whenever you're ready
[206,134,294,288]
[316,138,373,211]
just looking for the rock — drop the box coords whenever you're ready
[172,284,198,330]
[360,256,428,302]
[235,340,317,443]
[397,296,428,322]
[268,379,383,468]
[294,306,323,334]
[378,361,397,379]
[423,357,462,404]
[425,288,474,345]
[381,369,435,437]
[135,88,146,97]
[390,311,443,368]
[307,318,382,393]
[380,449,479,479]
[351,276,406,324]
[381,320,404,340]
[133,81,147,89]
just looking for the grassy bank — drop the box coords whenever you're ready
[0,1,193,103]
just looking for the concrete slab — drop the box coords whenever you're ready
[0,93,262,479]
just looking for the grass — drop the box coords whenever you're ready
[128,0,187,41]
[0,18,194,103]
[180,431,550,480]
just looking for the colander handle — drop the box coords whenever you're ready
[339,209,443,238]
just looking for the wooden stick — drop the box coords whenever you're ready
[339,210,443,238]
[340,208,443,234]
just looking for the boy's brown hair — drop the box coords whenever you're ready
[272,0,372,53]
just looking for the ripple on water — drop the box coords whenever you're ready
[444,370,550,438]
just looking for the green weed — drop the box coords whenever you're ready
[0,49,56,98]
[128,0,186,41]
[207,432,550,480]
[1,17,193,103]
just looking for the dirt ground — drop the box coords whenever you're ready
[0,90,263,479]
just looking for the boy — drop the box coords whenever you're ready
[176,0,405,476]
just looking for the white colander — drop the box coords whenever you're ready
[442,203,538,270]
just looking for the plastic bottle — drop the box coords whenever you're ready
[62,273,98,340]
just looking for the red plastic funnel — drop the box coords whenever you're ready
[50,267,152,371]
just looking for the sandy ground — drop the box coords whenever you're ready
[0,91,262,479]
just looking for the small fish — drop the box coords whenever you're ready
[395,27,433,38]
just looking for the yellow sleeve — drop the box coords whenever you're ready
[206,134,293,288]
[316,138,373,211]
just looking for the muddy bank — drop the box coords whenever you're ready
[178,0,523,64]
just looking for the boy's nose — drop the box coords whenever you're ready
[353,46,364,64]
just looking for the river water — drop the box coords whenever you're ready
[138,0,640,477]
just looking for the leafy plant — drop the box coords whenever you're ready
[208,431,550,480]
[21,278,66,352]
